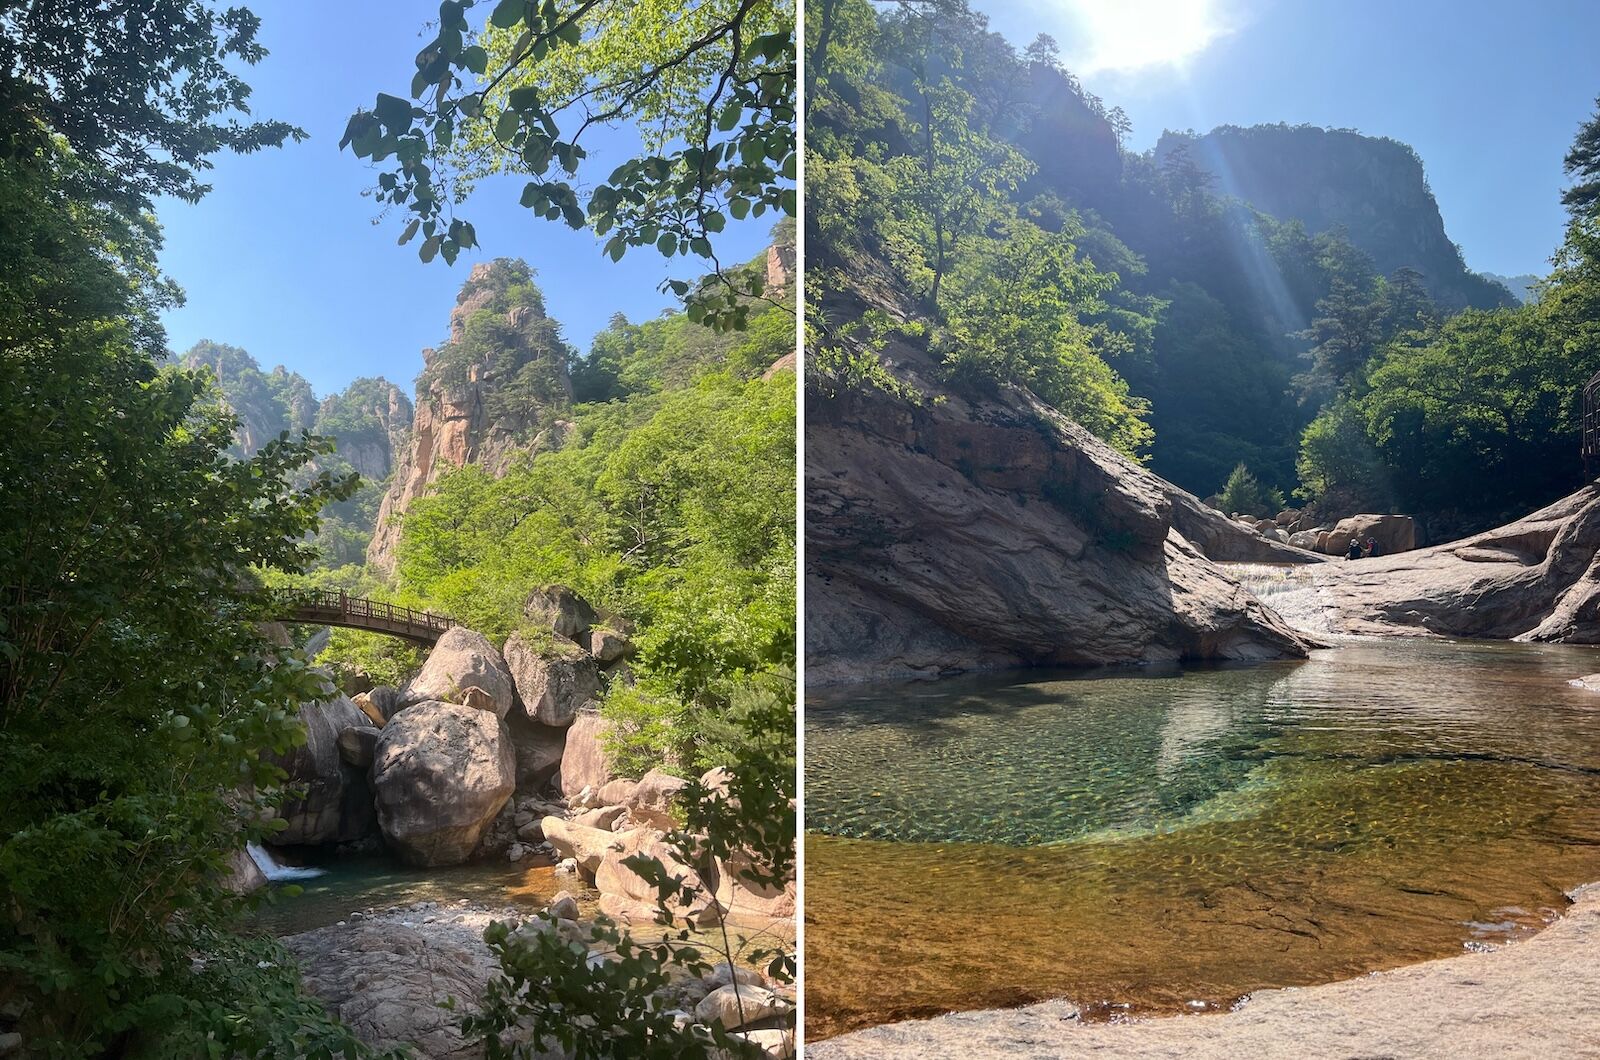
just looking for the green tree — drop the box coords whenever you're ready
[344,0,795,331]
[1562,94,1600,217]
[1217,462,1283,518]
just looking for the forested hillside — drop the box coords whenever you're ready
[807,0,1600,531]
[182,342,411,565]
[258,229,796,772]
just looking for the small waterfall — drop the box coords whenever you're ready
[247,842,326,882]
[1223,563,1338,637]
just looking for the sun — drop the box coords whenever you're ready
[1062,0,1230,76]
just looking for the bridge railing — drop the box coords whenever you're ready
[1585,371,1600,477]
[271,588,456,638]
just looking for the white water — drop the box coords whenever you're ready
[1223,562,1339,637]
[247,842,326,882]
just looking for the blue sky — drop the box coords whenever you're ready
[156,2,775,396]
[982,0,1599,282]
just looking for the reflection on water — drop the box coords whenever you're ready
[804,638,1600,1040]
[248,849,568,937]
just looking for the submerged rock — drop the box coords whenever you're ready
[372,702,516,867]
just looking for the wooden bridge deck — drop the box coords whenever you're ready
[271,589,455,645]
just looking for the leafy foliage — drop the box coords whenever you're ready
[0,6,390,1054]
[344,0,795,331]
[0,0,305,212]
[464,680,795,1058]
[1217,462,1284,519]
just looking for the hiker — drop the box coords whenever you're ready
[1345,537,1362,561]
[1364,536,1380,559]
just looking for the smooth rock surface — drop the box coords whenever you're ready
[807,368,1319,684]
[372,703,516,867]
[1312,485,1600,642]
[558,712,615,797]
[400,628,516,719]
[541,816,618,875]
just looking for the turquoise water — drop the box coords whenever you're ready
[806,639,1600,848]
[248,849,562,936]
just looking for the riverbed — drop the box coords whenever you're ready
[804,634,1600,1040]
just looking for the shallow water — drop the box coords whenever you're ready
[804,637,1600,1039]
[248,849,569,936]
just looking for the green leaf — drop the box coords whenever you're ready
[489,0,526,28]
[374,93,413,132]
[461,45,488,75]
[398,218,421,245]
[656,232,677,256]
[495,109,520,143]
[420,234,444,263]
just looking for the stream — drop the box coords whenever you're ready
[804,566,1600,1039]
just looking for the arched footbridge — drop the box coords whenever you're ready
[272,589,456,645]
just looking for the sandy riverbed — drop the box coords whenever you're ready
[807,882,1600,1059]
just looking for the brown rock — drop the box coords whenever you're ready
[558,711,615,797]
[1325,513,1417,558]
[541,816,619,876]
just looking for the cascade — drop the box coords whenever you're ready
[246,842,326,882]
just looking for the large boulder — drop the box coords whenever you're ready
[584,627,635,664]
[715,850,797,929]
[1324,514,1417,557]
[522,584,597,639]
[353,685,402,726]
[267,693,376,846]
[625,769,689,830]
[541,816,619,876]
[336,725,380,769]
[806,336,1319,683]
[400,628,515,719]
[503,632,600,727]
[372,703,516,867]
[594,827,720,927]
[558,711,616,797]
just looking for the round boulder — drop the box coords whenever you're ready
[400,628,516,719]
[558,711,616,798]
[504,632,600,727]
[372,702,516,867]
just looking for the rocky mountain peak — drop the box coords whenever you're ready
[366,258,577,572]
